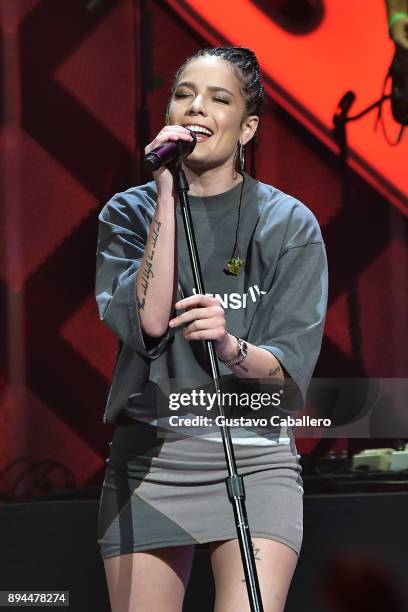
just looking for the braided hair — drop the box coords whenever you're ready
[166,47,264,178]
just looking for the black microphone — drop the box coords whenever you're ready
[143,130,197,172]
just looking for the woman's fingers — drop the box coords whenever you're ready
[182,314,225,333]
[175,294,221,310]
[144,125,194,195]
[144,125,193,155]
[169,306,223,327]
[168,294,227,342]
[182,327,227,342]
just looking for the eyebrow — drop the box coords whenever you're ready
[175,81,235,97]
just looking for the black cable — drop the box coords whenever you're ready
[224,173,245,275]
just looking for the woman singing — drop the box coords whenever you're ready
[96,47,328,612]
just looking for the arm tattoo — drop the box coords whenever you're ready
[136,220,161,310]
[151,220,161,248]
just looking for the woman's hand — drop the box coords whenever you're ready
[169,294,285,380]
[168,294,238,360]
[144,125,194,200]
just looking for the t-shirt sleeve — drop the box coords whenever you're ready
[95,192,174,359]
[250,203,328,410]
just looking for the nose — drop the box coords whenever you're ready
[186,95,207,116]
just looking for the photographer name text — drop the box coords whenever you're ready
[168,415,332,427]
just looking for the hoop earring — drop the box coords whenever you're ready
[239,142,245,172]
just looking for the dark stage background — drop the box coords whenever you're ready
[0,0,407,501]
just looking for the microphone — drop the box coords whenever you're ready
[143,130,197,172]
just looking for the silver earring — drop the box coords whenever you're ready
[239,142,245,172]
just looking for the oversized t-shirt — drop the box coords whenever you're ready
[95,173,328,444]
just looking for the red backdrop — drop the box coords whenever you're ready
[0,0,407,500]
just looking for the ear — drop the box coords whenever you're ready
[240,115,259,145]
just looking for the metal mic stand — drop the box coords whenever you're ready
[173,163,264,612]
[332,90,390,373]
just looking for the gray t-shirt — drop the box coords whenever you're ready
[97,173,328,444]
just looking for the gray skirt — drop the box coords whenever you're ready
[97,420,303,559]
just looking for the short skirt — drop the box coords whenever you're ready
[97,420,303,559]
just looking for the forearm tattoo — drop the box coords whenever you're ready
[136,220,161,310]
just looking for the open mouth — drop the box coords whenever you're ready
[184,124,213,142]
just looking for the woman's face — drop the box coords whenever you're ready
[167,56,258,172]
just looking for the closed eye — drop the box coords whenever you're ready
[174,92,230,104]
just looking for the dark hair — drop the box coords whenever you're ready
[166,46,264,177]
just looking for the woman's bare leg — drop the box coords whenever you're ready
[209,537,298,612]
[103,544,196,612]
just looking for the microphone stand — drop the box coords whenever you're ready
[332,90,391,374]
[173,162,264,612]
[326,90,388,461]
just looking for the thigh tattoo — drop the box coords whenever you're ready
[241,541,261,582]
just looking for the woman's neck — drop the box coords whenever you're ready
[181,163,243,197]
